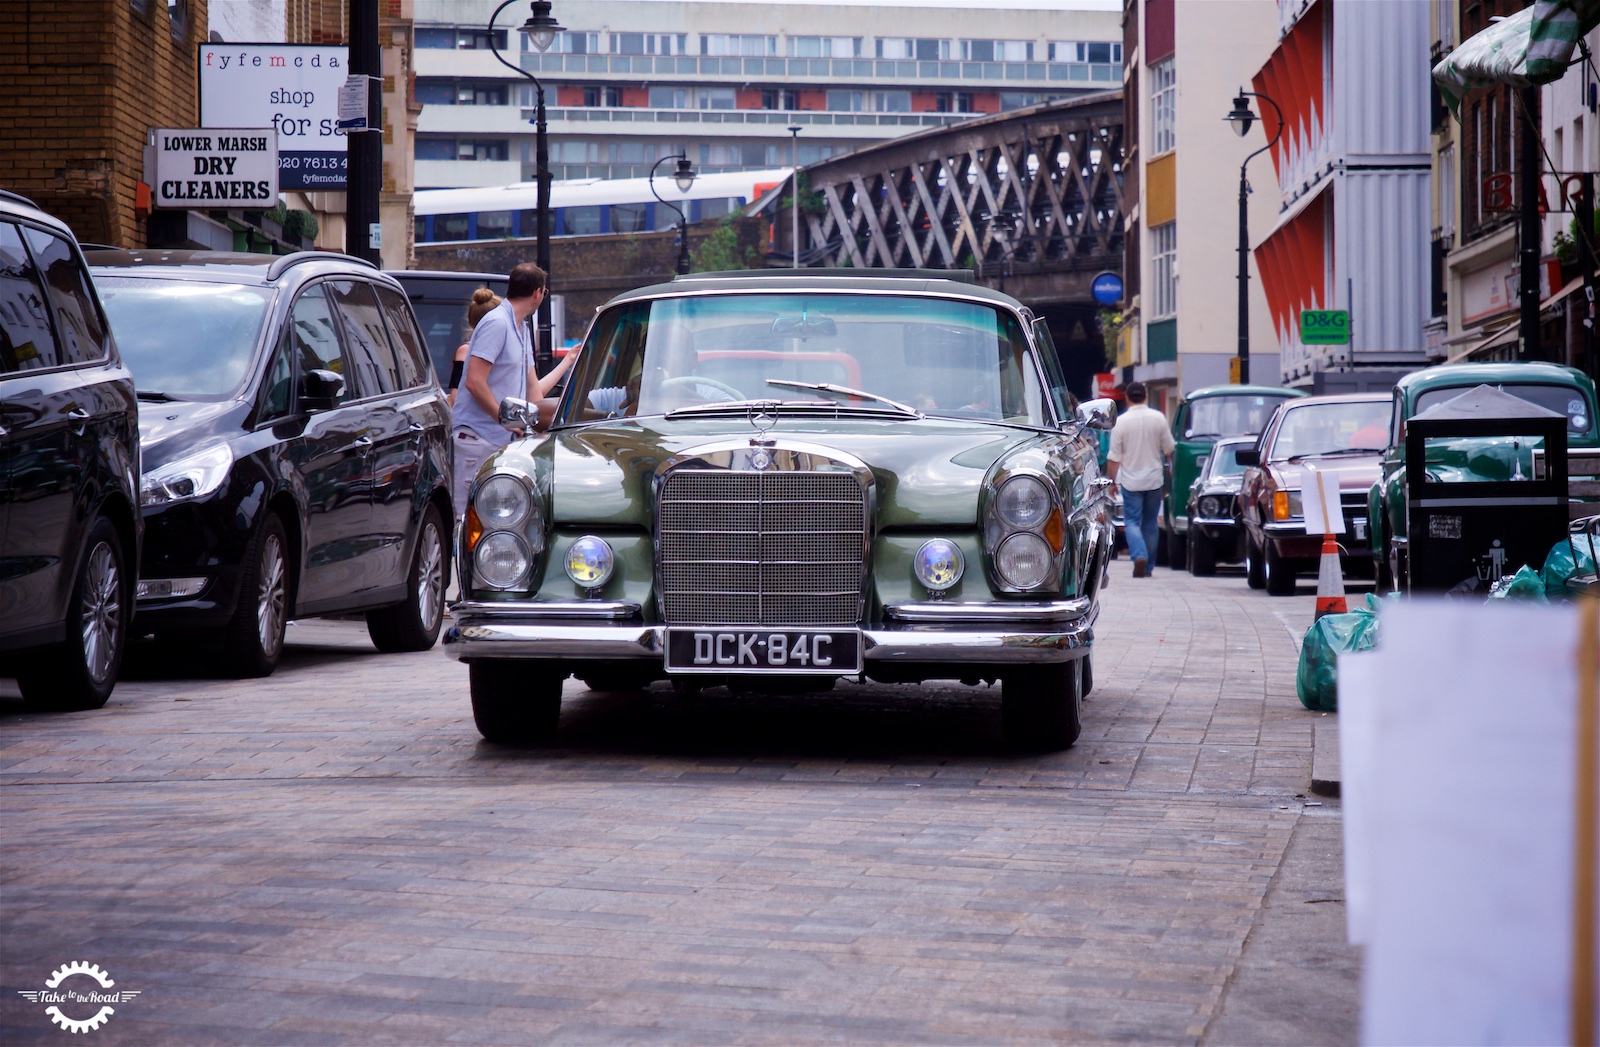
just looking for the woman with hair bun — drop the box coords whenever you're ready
[448,288,502,407]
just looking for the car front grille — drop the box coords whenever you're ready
[658,469,867,626]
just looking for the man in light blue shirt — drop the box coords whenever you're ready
[451,263,575,518]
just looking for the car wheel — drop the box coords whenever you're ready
[1169,531,1188,570]
[1264,540,1298,596]
[215,513,289,678]
[1154,528,1169,567]
[1001,658,1083,751]
[367,505,447,653]
[1189,529,1217,576]
[470,659,563,744]
[18,518,127,712]
[1081,653,1094,698]
[1245,533,1267,590]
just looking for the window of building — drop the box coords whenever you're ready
[442,82,506,106]
[788,36,861,58]
[1150,222,1177,320]
[1049,41,1122,64]
[457,140,508,162]
[536,30,599,54]
[962,39,1032,62]
[935,92,975,113]
[416,81,454,106]
[583,85,622,107]
[826,90,865,112]
[610,32,685,55]
[701,34,776,57]
[876,38,951,61]
[167,0,187,41]
[697,87,736,110]
[999,92,1065,111]
[416,28,455,48]
[649,87,690,108]
[420,28,505,50]
[1150,57,1176,154]
[762,89,800,110]
[874,91,912,113]
[1438,144,1456,240]
[415,138,456,160]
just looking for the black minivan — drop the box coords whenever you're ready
[0,190,141,710]
[87,250,454,677]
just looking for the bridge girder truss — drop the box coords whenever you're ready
[798,93,1126,283]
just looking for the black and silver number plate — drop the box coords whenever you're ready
[665,628,862,675]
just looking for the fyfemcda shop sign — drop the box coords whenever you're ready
[199,44,348,190]
[153,131,278,207]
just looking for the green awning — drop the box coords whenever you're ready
[1433,0,1600,116]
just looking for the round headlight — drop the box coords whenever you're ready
[476,474,531,530]
[995,475,1053,530]
[996,532,1053,589]
[913,538,964,592]
[474,531,530,588]
[1199,495,1222,518]
[565,535,615,588]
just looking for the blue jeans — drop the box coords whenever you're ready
[1122,487,1162,565]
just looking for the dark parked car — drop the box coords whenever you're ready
[86,249,454,676]
[1238,392,1390,595]
[1184,436,1254,576]
[0,190,140,710]
[447,269,1118,751]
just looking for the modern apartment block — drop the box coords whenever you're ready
[1116,0,1282,411]
[410,0,1124,189]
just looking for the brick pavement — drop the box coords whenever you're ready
[0,563,1356,1044]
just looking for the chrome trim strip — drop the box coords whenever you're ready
[444,622,663,660]
[451,599,641,619]
[1189,516,1237,527]
[883,597,1091,623]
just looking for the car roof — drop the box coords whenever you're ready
[602,269,1025,311]
[1184,384,1308,401]
[83,248,384,288]
[0,189,81,241]
[1279,391,1392,407]
[1396,361,1593,396]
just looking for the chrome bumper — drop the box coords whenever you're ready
[443,598,1096,666]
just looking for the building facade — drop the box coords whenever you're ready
[1249,0,1432,391]
[1117,0,1283,412]
[410,0,1123,190]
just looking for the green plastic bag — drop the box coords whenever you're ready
[1296,594,1383,712]
[1542,539,1597,597]
[1487,564,1549,602]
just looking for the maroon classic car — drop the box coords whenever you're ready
[1237,392,1390,595]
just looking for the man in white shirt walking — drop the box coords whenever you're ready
[1106,381,1175,578]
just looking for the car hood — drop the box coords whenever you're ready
[137,398,249,470]
[538,416,1058,527]
[1266,453,1382,492]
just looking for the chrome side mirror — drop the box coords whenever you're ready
[498,396,537,432]
[1075,397,1117,431]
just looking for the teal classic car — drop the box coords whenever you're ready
[1159,384,1305,565]
[1366,362,1600,585]
[445,271,1118,750]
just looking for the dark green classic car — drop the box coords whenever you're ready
[1366,362,1599,585]
[444,271,1118,750]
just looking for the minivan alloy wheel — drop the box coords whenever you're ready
[81,540,122,686]
[257,532,287,657]
[416,520,443,631]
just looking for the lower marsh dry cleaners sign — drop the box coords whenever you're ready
[153,129,278,207]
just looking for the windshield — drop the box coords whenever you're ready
[97,276,273,400]
[1414,382,1594,436]
[1185,394,1292,439]
[1205,443,1251,479]
[560,293,1050,426]
[1267,400,1390,460]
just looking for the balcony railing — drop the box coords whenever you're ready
[533,107,979,129]
[519,52,1119,85]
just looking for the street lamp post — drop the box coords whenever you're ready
[787,125,803,268]
[488,0,562,372]
[649,153,697,275]
[1223,88,1285,386]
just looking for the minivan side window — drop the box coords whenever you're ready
[0,221,61,373]
[21,226,107,366]
[288,285,348,402]
[328,280,404,396]
[372,284,431,389]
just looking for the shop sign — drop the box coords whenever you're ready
[200,44,349,190]
[152,129,278,208]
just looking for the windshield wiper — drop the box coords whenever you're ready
[765,380,922,418]
[136,390,176,402]
[662,397,825,419]
[1286,447,1379,462]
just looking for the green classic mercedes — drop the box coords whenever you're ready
[444,270,1117,750]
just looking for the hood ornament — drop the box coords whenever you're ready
[748,400,779,470]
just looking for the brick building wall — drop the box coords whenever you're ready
[0,0,208,245]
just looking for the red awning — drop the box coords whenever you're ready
[1254,177,1331,347]
[1251,0,1326,188]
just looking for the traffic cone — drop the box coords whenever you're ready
[1314,532,1348,619]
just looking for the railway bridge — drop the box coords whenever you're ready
[782,91,1127,392]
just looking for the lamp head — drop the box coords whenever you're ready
[1225,90,1254,138]
[519,0,563,53]
[673,156,696,193]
